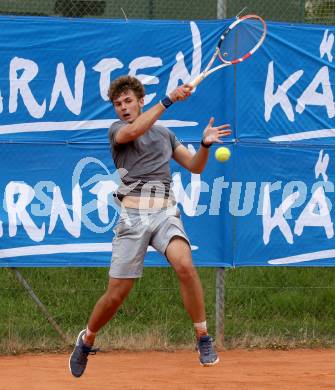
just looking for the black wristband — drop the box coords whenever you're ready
[160,96,174,109]
[201,139,211,148]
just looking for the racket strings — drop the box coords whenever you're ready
[219,18,265,63]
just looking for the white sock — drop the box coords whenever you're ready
[86,327,96,338]
[194,321,208,336]
[83,327,96,346]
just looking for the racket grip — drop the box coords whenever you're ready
[189,73,205,88]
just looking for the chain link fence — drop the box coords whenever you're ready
[0,0,334,24]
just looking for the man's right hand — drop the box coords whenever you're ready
[169,84,192,102]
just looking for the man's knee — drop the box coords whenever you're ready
[104,290,124,308]
[174,260,197,281]
[105,279,134,306]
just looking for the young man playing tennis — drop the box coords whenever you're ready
[69,75,231,377]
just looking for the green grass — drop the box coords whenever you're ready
[224,267,335,348]
[1,266,335,354]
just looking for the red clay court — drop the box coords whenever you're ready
[1,349,335,390]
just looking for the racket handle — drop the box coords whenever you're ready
[189,73,205,88]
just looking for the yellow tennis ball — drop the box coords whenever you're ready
[215,146,231,162]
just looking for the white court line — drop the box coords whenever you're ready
[0,243,199,258]
[268,249,335,265]
[0,119,198,135]
[269,129,335,142]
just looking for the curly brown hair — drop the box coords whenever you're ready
[107,75,145,103]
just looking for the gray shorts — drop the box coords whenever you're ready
[109,206,190,278]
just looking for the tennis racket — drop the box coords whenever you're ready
[189,14,267,88]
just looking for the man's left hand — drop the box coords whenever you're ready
[202,117,232,146]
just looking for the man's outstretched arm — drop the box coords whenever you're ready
[173,117,231,174]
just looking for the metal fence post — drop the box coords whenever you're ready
[217,0,227,19]
[9,268,70,344]
[215,267,225,348]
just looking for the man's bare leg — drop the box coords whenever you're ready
[84,277,135,345]
[165,236,219,366]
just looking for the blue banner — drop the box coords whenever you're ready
[0,16,334,267]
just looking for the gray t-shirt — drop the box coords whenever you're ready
[109,120,181,200]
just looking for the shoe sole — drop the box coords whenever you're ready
[68,329,86,378]
[200,356,220,367]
